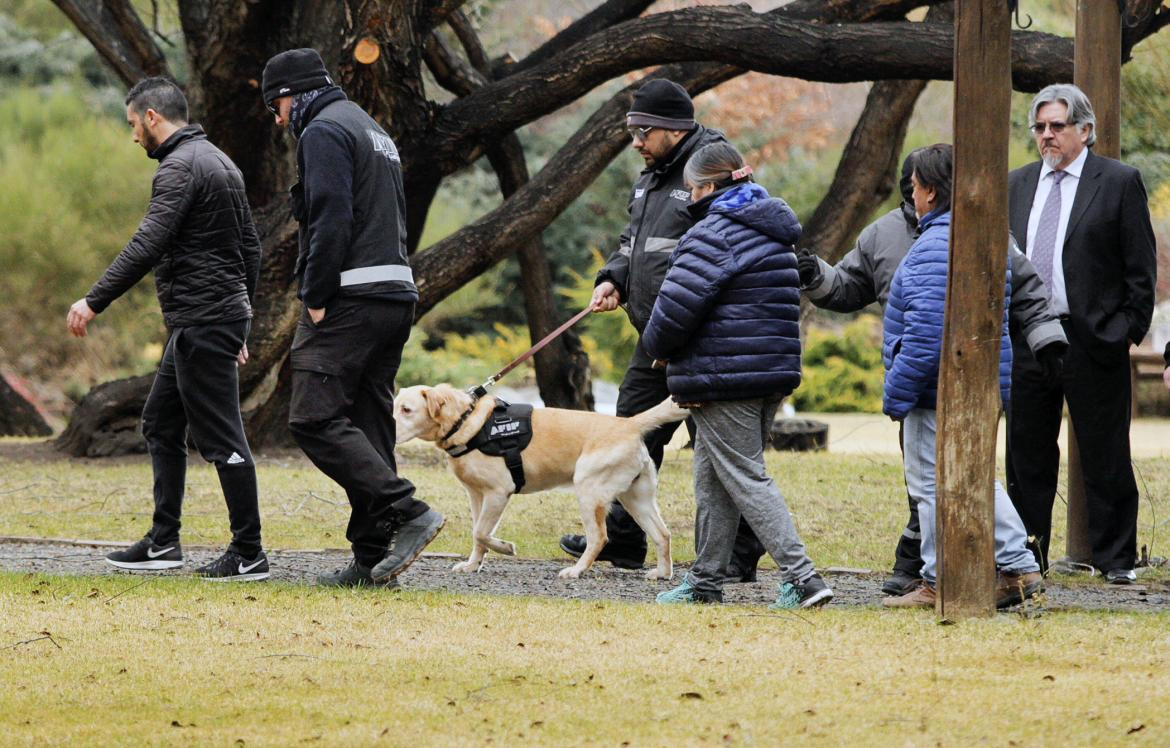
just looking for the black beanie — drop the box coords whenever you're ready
[262,48,333,104]
[627,79,695,131]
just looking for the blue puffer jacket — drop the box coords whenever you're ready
[882,210,1013,420]
[642,182,802,403]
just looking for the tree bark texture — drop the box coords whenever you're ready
[50,0,1170,454]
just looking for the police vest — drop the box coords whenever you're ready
[445,401,533,491]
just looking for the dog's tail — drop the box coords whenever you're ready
[629,397,690,435]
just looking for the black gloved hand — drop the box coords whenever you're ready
[1035,340,1068,383]
[797,250,821,289]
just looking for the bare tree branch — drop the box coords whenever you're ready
[499,0,656,78]
[1122,0,1170,60]
[435,10,1079,155]
[406,0,953,313]
[410,59,738,315]
[51,0,171,86]
[447,9,491,74]
[423,30,489,96]
[418,0,471,32]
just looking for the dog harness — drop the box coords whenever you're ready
[444,400,534,491]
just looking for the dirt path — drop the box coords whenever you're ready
[3,538,1168,613]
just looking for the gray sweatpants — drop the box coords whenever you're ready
[688,398,816,595]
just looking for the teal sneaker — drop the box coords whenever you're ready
[771,573,833,610]
[656,580,722,605]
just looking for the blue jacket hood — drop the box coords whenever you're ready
[711,183,803,245]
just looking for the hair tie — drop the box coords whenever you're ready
[730,165,753,181]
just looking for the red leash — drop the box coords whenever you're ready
[474,306,593,394]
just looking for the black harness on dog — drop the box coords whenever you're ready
[444,399,534,491]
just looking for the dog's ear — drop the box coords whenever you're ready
[421,387,445,421]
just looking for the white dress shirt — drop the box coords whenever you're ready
[1024,147,1089,317]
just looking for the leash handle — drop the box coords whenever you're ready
[478,305,593,392]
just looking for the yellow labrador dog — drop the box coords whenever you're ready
[394,384,686,580]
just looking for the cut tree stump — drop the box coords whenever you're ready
[769,418,828,452]
[55,374,153,457]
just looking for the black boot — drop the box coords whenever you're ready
[558,534,646,570]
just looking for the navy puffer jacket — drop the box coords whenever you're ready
[642,182,803,403]
[882,210,1013,420]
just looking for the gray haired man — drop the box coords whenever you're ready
[1006,83,1156,582]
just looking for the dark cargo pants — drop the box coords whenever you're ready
[288,298,429,568]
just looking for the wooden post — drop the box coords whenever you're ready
[935,0,1012,620]
[1065,0,1123,565]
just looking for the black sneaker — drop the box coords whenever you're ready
[558,534,646,570]
[105,537,183,571]
[317,559,400,589]
[196,550,270,582]
[881,569,923,596]
[371,508,445,582]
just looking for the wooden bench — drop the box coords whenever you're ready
[1130,348,1167,417]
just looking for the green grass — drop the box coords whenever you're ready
[0,446,909,570]
[3,443,1169,581]
[3,443,1170,744]
[3,573,1170,746]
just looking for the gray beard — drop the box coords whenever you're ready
[1041,151,1064,170]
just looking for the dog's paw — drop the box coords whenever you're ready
[452,560,481,573]
[558,566,584,580]
[497,540,517,556]
[646,568,673,581]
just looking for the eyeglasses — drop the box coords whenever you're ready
[266,100,280,116]
[627,125,655,141]
[1030,120,1070,135]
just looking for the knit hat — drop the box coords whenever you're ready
[626,79,695,131]
[262,48,333,104]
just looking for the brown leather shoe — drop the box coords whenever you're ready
[882,581,936,608]
[996,571,1044,608]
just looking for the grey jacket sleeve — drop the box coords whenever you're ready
[1009,243,1067,354]
[86,158,196,313]
[803,233,879,313]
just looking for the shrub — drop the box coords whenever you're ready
[792,315,885,413]
[0,82,163,405]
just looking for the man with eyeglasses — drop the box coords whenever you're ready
[558,79,766,579]
[1006,83,1157,584]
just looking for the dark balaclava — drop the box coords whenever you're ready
[626,79,696,131]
